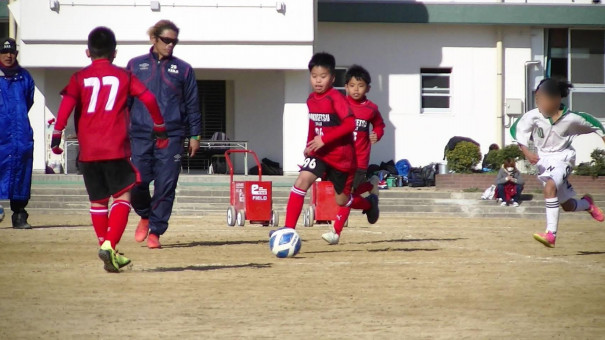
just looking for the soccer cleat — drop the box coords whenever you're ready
[511,201,520,207]
[147,233,161,249]
[322,231,340,245]
[134,218,150,242]
[363,194,380,224]
[12,211,32,229]
[98,240,120,273]
[582,195,604,222]
[533,231,556,248]
[115,252,131,268]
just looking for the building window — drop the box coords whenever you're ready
[546,28,605,120]
[334,67,347,95]
[421,68,451,113]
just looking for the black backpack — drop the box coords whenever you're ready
[408,168,425,187]
[421,164,436,186]
[380,160,399,176]
[366,164,381,178]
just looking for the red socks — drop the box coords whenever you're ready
[90,206,109,245]
[350,194,371,211]
[285,186,307,228]
[333,206,351,235]
[105,200,132,249]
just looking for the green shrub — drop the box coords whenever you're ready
[500,144,525,161]
[485,144,524,170]
[446,141,481,173]
[575,148,605,178]
[484,149,501,171]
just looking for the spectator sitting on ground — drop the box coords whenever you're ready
[495,158,524,207]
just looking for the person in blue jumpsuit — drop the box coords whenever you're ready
[127,20,201,248]
[0,38,35,229]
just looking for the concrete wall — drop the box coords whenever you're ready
[9,0,313,69]
[316,22,603,167]
[316,23,501,167]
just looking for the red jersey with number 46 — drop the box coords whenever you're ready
[306,88,356,173]
[348,96,385,170]
[56,59,155,162]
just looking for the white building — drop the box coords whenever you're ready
[6,0,605,173]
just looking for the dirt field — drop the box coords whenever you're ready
[1,213,604,339]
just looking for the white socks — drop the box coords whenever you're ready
[572,198,591,212]
[545,197,559,235]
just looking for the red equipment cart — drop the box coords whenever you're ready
[225,149,279,227]
[302,180,347,228]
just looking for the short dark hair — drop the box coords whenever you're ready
[345,65,371,85]
[536,78,573,98]
[308,52,336,74]
[88,27,116,59]
[148,20,180,39]
[488,143,500,151]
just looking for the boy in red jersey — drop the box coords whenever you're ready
[274,52,379,246]
[51,27,168,272]
[345,65,385,193]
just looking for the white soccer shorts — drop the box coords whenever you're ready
[537,157,576,203]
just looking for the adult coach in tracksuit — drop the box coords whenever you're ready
[127,20,201,249]
[0,38,35,229]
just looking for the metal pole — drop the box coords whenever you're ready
[524,61,540,112]
[496,28,504,147]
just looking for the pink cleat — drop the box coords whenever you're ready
[533,231,556,248]
[582,195,604,222]
[134,218,149,243]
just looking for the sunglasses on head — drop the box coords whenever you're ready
[158,36,178,45]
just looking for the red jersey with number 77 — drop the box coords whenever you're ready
[347,96,385,170]
[56,59,153,162]
[306,88,356,173]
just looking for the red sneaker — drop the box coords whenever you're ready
[134,218,149,243]
[147,233,161,249]
[582,195,604,222]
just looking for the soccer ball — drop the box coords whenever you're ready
[0,204,4,222]
[269,228,301,258]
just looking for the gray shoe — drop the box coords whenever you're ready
[322,231,340,245]
[12,211,31,229]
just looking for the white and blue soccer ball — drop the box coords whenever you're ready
[0,204,4,222]
[269,228,301,258]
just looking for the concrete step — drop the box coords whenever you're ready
[10,175,605,221]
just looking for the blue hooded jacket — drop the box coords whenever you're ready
[127,49,201,139]
[0,64,35,200]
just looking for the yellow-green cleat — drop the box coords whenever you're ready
[98,240,120,273]
[115,252,131,269]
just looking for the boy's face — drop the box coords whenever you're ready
[346,76,370,101]
[310,66,334,94]
[535,91,561,117]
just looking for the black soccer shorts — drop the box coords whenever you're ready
[79,159,139,203]
[300,157,353,196]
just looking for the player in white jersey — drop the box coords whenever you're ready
[511,78,605,248]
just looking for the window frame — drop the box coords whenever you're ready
[420,67,452,114]
[333,67,348,96]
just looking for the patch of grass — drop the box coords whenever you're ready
[463,187,480,193]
